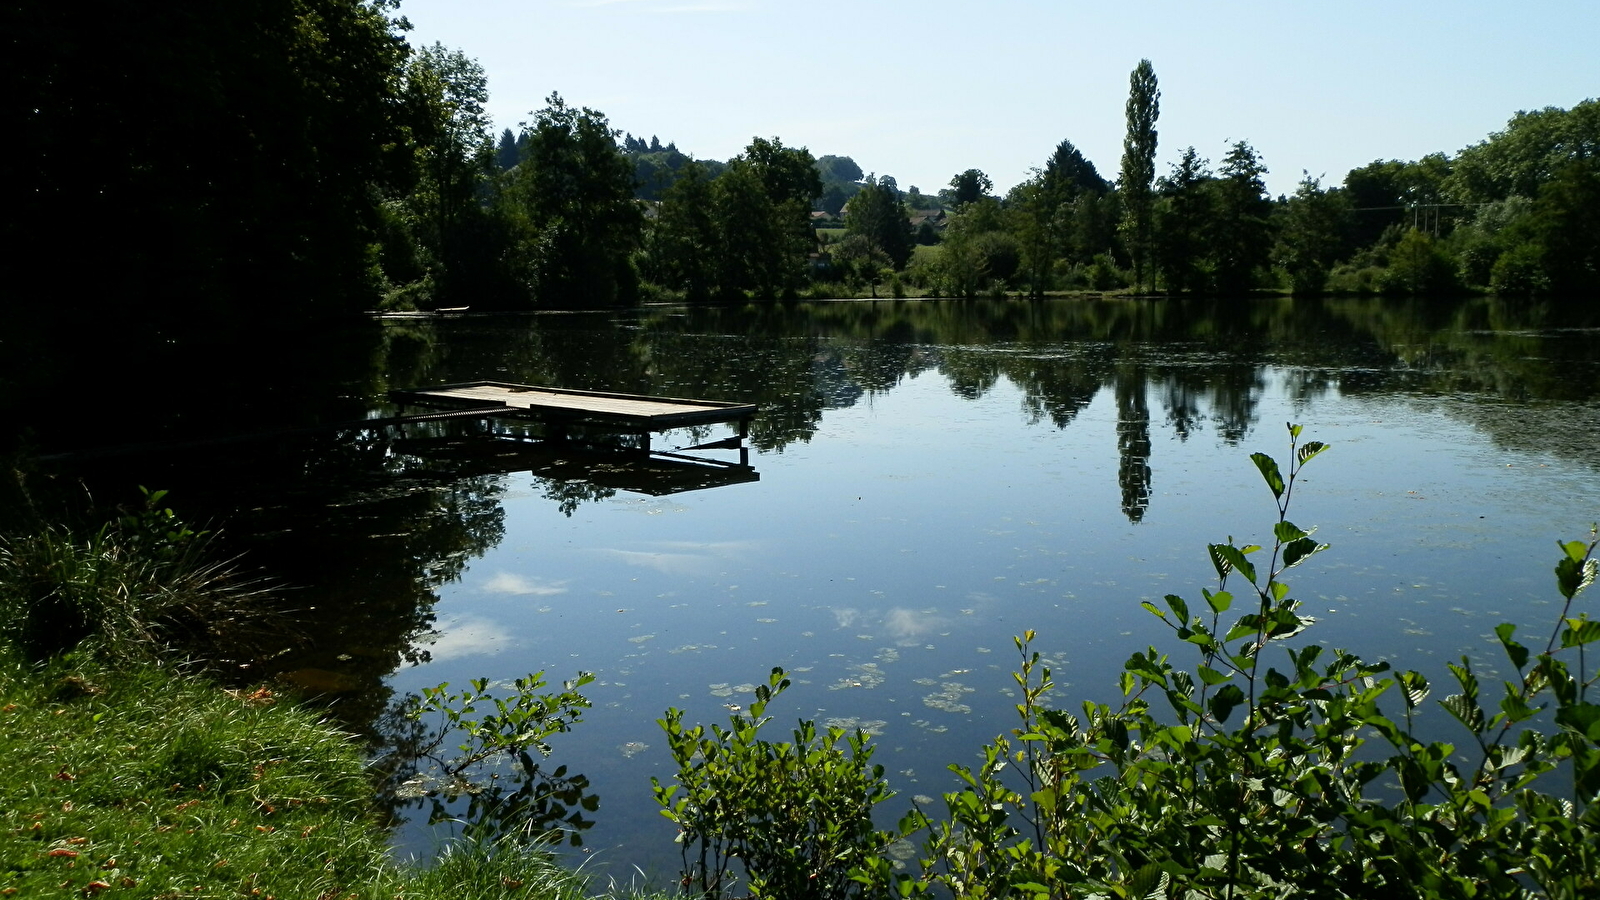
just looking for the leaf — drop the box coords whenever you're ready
[1204,589,1233,615]
[1282,537,1327,569]
[1398,671,1430,709]
[1163,594,1189,622]
[1274,520,1309,543]
[1555,702,1600,740]
[1555,556,1597,601]
[1495,623,1529,671]
[1209,684,1246,724]
[1561,617,1600,649]
[1441,693,1486,734]
[1499,690,1536,725]
[1127,864,1169,900]
[1211,544,1258,584]
[1297,440,1329,465]
[1251,452,1285,499]
[1208,543,1234,581]
[1197,665,1231,686]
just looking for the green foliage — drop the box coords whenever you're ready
[1489,241,1550,297]
[1344,154,1453,251]
[846,176,915,270]
[950,169,995,207]
[653,667,902,899]
[14,0,416,319]
[1120,59,1160,293]
[817,155,866,186]
[512,93,645,307]
[1384,228,1461,296]
[381,43,527,308]
[849,426,1600,898]
[1274,173,1354,295]
[686,136,822,300]
[0,653,390,898]
[378,672,599,846]
[0,489,279,666]
[1446,99,1600,204]
[1155,147,1214,295]
[1210,140,1275,294]
[644,160,721,300]
[644,426,1596,898]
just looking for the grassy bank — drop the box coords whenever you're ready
[0,651,614,899]
[0,495,659,899]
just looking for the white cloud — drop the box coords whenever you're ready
[482,572,568,596]
[885,607,944,642]
[421,615,515,662]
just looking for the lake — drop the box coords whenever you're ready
[37,295,1600,880]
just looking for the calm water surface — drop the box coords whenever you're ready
[356,297,1600,872]
[49,297,1600,878]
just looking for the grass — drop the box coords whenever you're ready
[0,651,677,899]
[0,651,390,898]
[0,505,677,899]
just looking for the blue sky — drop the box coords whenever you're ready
[396,0,1598,197]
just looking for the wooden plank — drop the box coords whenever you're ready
[392,381,757,433]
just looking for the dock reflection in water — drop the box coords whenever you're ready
[393,434,760,506]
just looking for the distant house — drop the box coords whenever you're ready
[908,208,947,231]
[811,210,841,226]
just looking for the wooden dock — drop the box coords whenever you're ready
[390,381,757,452]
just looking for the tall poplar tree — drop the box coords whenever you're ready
[1119,59,1160,293]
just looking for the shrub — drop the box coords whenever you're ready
[853,425,1599,898]
[1491,242,1551,298]
[661,427,1598,899]
[0,488,280,666]
[653,668,901,899]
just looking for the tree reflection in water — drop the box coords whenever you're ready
[24,293,1600,855]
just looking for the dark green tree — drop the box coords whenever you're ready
[846,176,914,269]
[1385,228,1460,296]
[496,128,521,171]
[511,94,643,307]
[1531,156,1600,294]
[1493,156,1600,297]
[1211,140,1274,294]
[1119,59,1160,293]
[1447,99,1600,203]
[711,137,822,299]
[9,0,414,321]
[1155,147,1213,295]
[948,169,994,206]
[1044,139,1110,198]
[393,44,496,305]
[1273,173,1353,295]
[645,160,719,300]
[815,155,865,185]
[1344,155,1453,248]
[820,184,851,216]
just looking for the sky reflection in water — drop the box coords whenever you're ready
[380,309,1600,874]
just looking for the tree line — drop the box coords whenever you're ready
[392,53,1598,308]
[12,8,1596,327]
